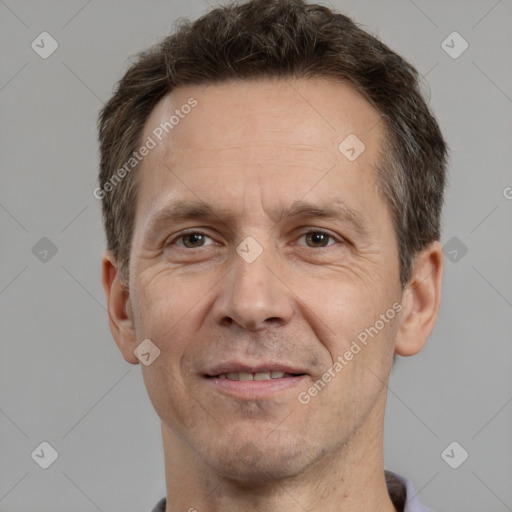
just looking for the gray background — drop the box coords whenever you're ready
[1,0,511,511]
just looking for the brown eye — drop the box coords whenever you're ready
[301,231,337,248]
[171,232,214,248]
[182,233,205,248]
[305,232,329,247]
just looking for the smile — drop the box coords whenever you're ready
[204,372,308,399]
[210,371,299,380]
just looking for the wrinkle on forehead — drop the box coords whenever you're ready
[142,77,382,154]
[134,77,385,233]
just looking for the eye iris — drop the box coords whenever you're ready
[183,233,204,247]
[307,232,328,247]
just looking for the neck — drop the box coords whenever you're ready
[161,395,397,512]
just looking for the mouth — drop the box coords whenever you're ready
[203,365,308,399]
[206,371,305,381]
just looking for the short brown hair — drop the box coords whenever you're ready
[98,0,448,287]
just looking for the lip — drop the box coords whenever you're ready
[204,373,308,400]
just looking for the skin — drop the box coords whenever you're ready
[102,78,443,512]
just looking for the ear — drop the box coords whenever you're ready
[395,241,443,357]
[101,251,139,364]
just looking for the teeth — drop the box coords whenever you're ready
[254,372,271,380]
[217,371,288,380]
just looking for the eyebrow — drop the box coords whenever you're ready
[280,200,371,237]
[143,198,371,242]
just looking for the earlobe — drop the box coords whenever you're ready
[101,251,139,365]
[395,241,443,357]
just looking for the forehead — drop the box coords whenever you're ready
[135,78,385,222]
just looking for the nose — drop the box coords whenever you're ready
[211,243,294,331]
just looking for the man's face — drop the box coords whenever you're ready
[126,78,403,479]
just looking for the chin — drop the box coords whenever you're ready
[200,438,309,483]
[219,459,302,485]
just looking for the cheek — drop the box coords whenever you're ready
[130,284,201,427]
[293,270,399,403]
[299,309,398,428]
[132,272,204,346]
[140,361,201,434]
[132,278,203,423]
[296,274,384,346]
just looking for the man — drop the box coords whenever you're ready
[98,0,447,510]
